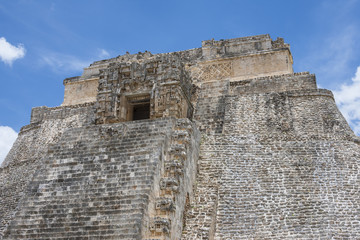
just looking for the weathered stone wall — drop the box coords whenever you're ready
[182,86,360,239]
[146,118,200,239]
[193,80,229,134]
[3,118,199,240]
[223,89,355,141]
[192,72,323,135]
[2,117,199,240]
[62,77,99,106]
[193,34,293,83]
[0,103,95,238]
[201,35,289,60]
[229,72,316,94]
[191,50,292,84]
[183,135,360,239]
[61,34,293,107]
[95,54,194,124]
[62,61,110,106]
[231,50,293,81]
[29,103,95,125]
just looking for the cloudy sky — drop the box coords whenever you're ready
[1,0,360,164]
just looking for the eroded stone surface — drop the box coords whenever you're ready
[1,34,359,239]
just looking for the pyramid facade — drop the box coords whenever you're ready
[1,35,360,239]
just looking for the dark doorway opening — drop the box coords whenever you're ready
[132,103,150,121]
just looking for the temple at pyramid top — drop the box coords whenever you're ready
[61,34,293,124]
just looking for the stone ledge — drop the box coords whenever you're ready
[63,76,99,85]
[229,72,314,86]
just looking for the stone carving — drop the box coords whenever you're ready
[190,61,233,81]
[95,56,194,124]
[155,198,175,212]
[150,217,170,234]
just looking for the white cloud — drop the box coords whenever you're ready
[98,49,110,59]
[39,51,91,73]
[39,48,110,73]
[299,26,359,87]
[0,126,18,166]
[333,66,360,136]
[0,37,26,65]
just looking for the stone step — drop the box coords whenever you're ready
[34,183,152,194]
[9,229,140,240]
[49,145,161,156]
[10,213,144,227]
[43,171,148,180]
[23,191,151,204]
[31,180,153,193]
[46,159,156,170]
[40,172,155,185]
[51,135,165,144]
[3,119,177,239]
[52,134,165,144]
[22,194,147,206]
[17,202,146,216]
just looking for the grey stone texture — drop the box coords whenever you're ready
[2,117,199,239]
[0,103,95,237]
[183,84,360,239]
[1,34,359,239]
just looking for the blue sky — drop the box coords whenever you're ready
[1,0,360,163]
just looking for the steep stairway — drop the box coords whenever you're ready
[4,119,174,239]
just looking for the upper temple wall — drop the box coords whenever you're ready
[61,35,293,106]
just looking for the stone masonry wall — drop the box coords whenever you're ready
[182,87,360,239]
[3,118,168,239]
[2,118,199,240]
[146,118,200,240]
[61,35,293,107]
[193,80,229,134]
[62,78,99,106]
[0,103,95,238]
[229,72,316,95]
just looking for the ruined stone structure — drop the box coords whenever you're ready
[1,34,360,239]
